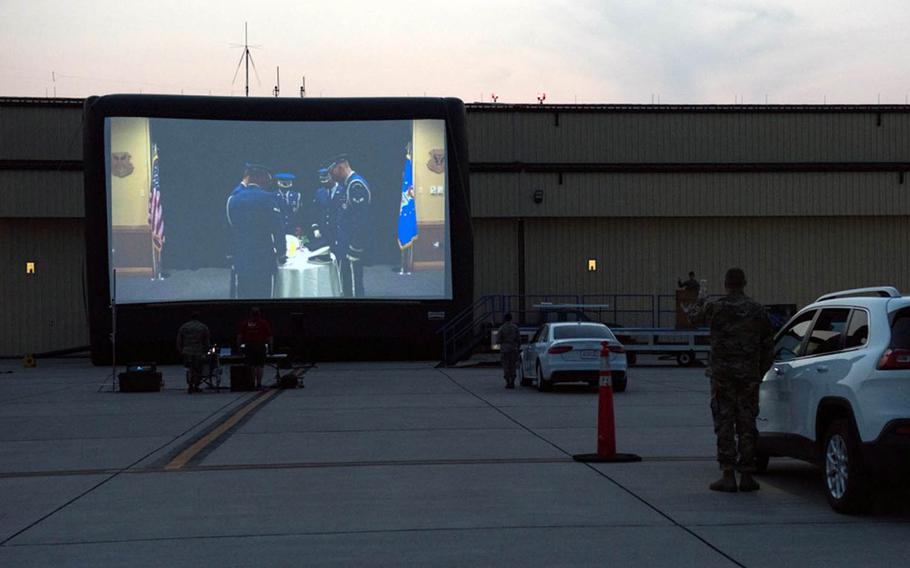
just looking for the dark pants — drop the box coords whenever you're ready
[711,374,760,472]
[501,350,518,383]
[339,255,365,298]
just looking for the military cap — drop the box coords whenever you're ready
[318,167,331,183]
[243,162,272,176]
[322,154,349,170]
[274,172,296,182]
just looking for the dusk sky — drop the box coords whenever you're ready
[3,0,909,104]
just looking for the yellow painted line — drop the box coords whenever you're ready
[165,389,279,471]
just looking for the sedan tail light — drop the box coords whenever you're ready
[548,345,573,354]
[609,344,625,354]
[877,348,910,370]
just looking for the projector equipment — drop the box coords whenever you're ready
[118,362,162,392]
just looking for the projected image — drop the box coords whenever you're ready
[106,117,450,303]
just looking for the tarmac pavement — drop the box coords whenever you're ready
[0,357,907,567]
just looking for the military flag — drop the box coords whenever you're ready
[148,144,165,278]
[397,145,418,249]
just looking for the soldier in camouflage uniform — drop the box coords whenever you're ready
[498,313,521,389]
[687,268,774,492]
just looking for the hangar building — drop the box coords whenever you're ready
[2,98,910,356]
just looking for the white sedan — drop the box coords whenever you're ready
[518,322,629,392]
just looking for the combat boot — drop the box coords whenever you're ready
[738,472,760,492]
[709,469,738,492]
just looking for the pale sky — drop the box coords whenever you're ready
[3,0,910,104]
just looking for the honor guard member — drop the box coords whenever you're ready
[226,163,286,299]
[687,268,775,493]
[306,167,337,262]
[326,154,372,297]
[273,172,302,236]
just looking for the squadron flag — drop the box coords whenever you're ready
[397,146,418,249]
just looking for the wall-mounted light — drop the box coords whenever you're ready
[26,261,36,275]
[533,189,544,204]
[588,259,597,272]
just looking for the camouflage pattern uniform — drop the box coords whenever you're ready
[688,291,774,472]
[498,321,521,387]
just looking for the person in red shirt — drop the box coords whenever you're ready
[236,307,273,389]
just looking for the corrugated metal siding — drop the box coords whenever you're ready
[472,218,518,299]
[0,170,84,217]
[0,219,88,355]
[518,216,910,309]
[470,171,910,218]
[0,106,83,161]
[467,111,910,164]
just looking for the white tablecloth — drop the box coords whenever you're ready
[275,250,341,298]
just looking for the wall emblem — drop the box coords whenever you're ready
[426,149,446,174]
[111,152,134,178]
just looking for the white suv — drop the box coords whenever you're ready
[757,287,910,514]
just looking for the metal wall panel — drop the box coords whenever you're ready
[0,170,84,217]
[516,216,910,310]
[0,219,88,355]
[470,171,910,218]
[0,105,83,161]
[467,110,910,164]
[472,218,518,299]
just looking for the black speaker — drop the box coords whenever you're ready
[118,367,163,392]
[230,365,255,391]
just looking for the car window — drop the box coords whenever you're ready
[529,327,543,344]
[774,310,816,361]
[804,309,850,357]
[889,309,910,349]
[536,325,549,344]
[844,310,869,349]
[553,325,614,340]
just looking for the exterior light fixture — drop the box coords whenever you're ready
[588,259,597,272]
[26,262,36,275]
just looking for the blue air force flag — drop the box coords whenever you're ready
[397,151,418,248]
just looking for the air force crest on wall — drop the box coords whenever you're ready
[427,149,446,174]
[111,152,134,178]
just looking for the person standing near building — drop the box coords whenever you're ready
[177,312,211,394]
[326,154,371,298]
[687,268,774,492]
[236,307,274,390]
[678,271,701,292]
[498,313,521,389]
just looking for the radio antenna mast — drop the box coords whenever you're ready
[231,22,262,96]
[273,66,280,97]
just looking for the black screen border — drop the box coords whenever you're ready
[84,95,473,363]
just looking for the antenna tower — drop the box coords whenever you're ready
[231,22,262,96]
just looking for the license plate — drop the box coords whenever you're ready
[581,350,598,358]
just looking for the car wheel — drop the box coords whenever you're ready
[519,362,532,387]
[612,376,627,393]
[676,351,696,367]
[536,361,552,392]
[823,419,870,514]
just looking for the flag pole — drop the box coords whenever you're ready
[111,268,117,392]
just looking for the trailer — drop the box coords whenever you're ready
[490,303,711,367]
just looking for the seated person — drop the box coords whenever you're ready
[177,312,211,394]
[236,307,273,390]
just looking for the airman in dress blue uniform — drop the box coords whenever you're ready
[226,163,285,299]
[306,167,337,261]
[273,172,302,236]
[325,154,371,298]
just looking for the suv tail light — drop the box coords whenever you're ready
[877,348,910,370]
[548,345,573,354]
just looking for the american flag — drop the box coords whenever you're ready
[148,144,164,252]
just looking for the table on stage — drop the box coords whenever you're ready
[220,353,289,383]
[274,248,341,298]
